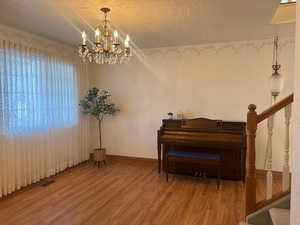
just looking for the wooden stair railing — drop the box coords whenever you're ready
[245,93,294,217]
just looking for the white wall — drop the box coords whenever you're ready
[90,38,295,170]
[291,3,300,225]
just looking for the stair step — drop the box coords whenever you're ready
[269,208,290,225]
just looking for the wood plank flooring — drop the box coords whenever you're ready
[0,157,281,225]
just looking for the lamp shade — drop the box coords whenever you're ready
[269,71,284,97]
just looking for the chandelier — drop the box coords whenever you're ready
[78,8,131,64]
[269,36,284,99]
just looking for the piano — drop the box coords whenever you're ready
[157,118,246,180]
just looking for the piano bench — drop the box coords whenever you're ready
[166,151,222,189]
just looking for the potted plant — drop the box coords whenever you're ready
[79,87,119,167]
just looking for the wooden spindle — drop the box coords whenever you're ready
[266,115,274,200]
[264,95,277,169]
[245,104,258,216]
[283,104,292,191]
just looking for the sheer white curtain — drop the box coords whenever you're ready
[0,35,91,197]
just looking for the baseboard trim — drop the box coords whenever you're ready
[107,154,157,163]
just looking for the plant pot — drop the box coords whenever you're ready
[94,148,106,168]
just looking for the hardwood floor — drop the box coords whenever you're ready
[0,157,281,225]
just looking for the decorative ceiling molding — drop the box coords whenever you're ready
[143,38,295,57]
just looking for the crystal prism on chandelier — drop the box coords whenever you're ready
[78,8,131,64]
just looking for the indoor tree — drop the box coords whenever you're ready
[79,88,119,160]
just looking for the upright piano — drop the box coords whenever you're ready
[157,118,246,180]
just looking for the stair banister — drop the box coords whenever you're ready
[245,93,294,218]
[257,94,293,122]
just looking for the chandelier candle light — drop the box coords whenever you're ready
[78,8,131,64]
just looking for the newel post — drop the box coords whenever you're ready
[245,104,258,216]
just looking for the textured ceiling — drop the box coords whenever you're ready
[0,0,295,49]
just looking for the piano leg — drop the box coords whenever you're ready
[217,165,221,190]
[158,142,161,173]
[166,156,169,182]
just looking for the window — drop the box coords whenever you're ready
[0,44,78,135]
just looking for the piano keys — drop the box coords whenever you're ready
[157,118,246,180]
